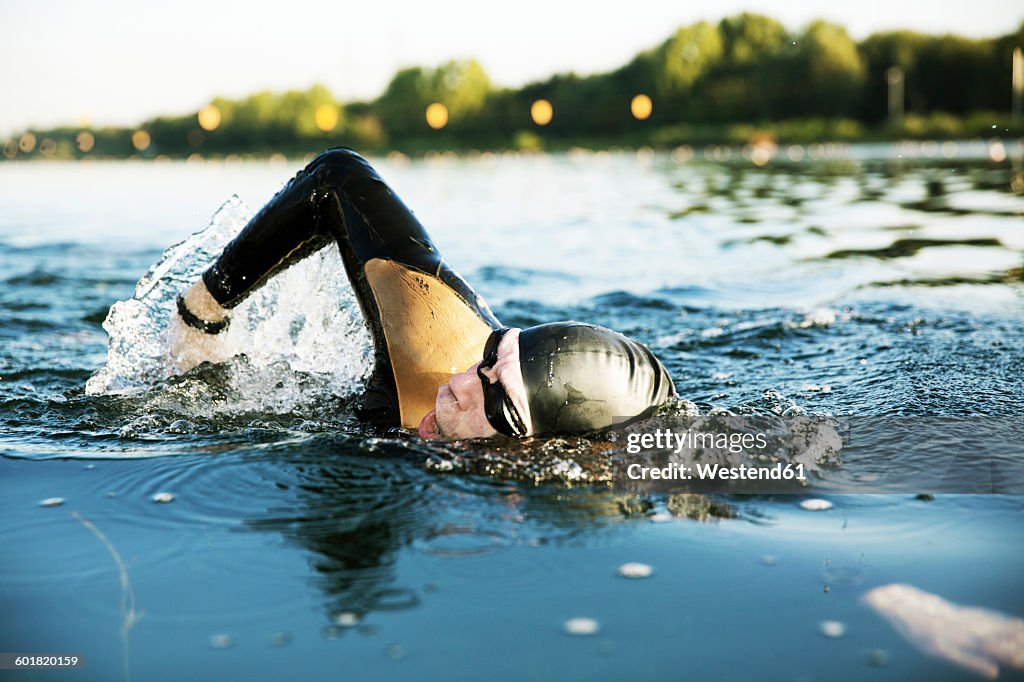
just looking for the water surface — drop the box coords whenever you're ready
[1,146,1023,680]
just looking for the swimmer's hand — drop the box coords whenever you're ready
[167,281,232,374]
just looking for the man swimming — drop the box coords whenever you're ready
[169,148,674,440]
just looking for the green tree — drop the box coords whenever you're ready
[377,60,494,137]
[376,67,432,137]
[698,14,789,121]
[653,21,724,100]
[431,59,493,120]
[719,13,787,64]
[916,35,998,113]
[277,84,341,137]
[796,21,866,116]
[858,31,930,121]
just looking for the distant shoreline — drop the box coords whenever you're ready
[4,14,1022,162]
[4,121,1022,164]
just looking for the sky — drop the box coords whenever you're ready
[2,0,1021,135]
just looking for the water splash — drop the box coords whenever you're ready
[85,197,373,416]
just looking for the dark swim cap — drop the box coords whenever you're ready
[517,322,675,435]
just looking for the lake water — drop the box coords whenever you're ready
[1,144,1023,681]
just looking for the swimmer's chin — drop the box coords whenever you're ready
[418,409,440,440]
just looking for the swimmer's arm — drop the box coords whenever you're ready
[168,280,232,373]
[166,158,329,373]
[179,279,229,328]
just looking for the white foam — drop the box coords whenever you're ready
[86,197,374,417]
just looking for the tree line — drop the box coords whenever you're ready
[7,14,1024,159]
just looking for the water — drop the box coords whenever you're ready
[2,146,1023,681]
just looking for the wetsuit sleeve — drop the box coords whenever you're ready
[202,166,332,308]
[202,148,502,428]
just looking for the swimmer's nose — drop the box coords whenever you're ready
[447,368,482,407]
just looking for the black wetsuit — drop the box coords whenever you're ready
[202,148,502,428]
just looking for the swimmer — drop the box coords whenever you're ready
[170,148,674,440]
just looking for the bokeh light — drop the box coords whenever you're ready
[425,102,449,129]
[198,105,221,132]
[988,139,1007,163]
[750,143,774,166]
[531,99,553,126]
[19,132,36,153]
[76,131,95,153]
[132,130,151,151]
[885,66,904,85]
[387,150,411,167]
[671,145,693,163]
[315,104,339,132]
[630,94,653,120]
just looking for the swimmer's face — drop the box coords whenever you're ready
[419,328,532,440]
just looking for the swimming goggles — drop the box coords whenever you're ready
[478,328,528,438]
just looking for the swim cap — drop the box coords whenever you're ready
[516,322,675,435]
